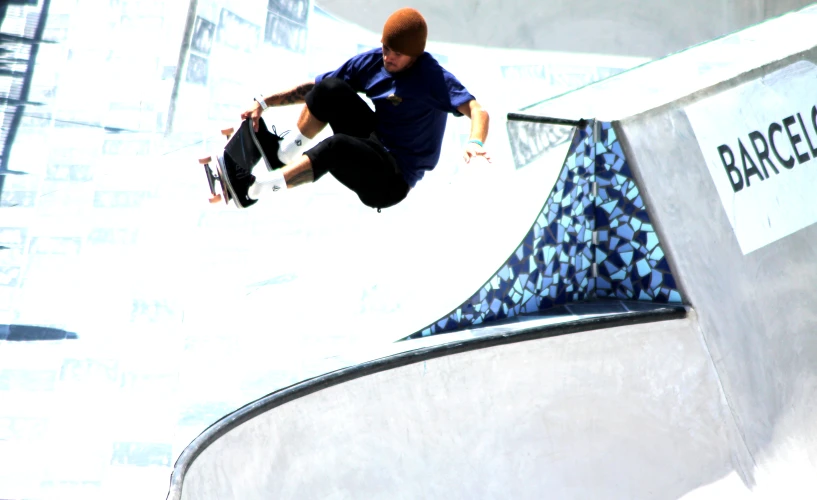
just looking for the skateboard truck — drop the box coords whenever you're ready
[197,156,222,204]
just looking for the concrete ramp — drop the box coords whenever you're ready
[169,307,750,500]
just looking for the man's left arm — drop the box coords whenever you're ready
[457,100,491,164]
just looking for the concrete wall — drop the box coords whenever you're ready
[316,0,815,58]
[617,46,817,492]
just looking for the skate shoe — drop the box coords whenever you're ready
[217,151,258,209]
[252,118,287,172]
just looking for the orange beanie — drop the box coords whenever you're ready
[381,8,427,57]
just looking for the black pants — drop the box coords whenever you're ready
[304,78,410,210]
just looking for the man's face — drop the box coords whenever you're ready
[382,45,415,73]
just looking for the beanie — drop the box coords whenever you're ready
[381,8,427,57]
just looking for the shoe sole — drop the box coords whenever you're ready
[216,153,250,209]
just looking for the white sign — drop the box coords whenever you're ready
[685,61,817,254]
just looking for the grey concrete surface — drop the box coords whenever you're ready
[616,46,817,496]
[519,3,817,121]
[315,0,815,58]
[179,314,746,500]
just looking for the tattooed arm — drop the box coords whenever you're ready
[241,81,316,131]
[258,81,316,107]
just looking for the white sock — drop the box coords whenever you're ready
[278,130,312,164]
[248,168,287,199]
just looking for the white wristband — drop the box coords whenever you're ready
[254,95,268,110]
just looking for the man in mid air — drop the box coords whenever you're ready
[221,7,491,211]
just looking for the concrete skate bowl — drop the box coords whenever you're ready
[166,304,752,500]
[168,4,817,498]
[161,8,817,500]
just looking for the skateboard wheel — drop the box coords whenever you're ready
[199,156,212,164]
[209,194,223,204]
[221,127,234,137]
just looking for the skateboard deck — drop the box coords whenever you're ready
[197,117,282,207]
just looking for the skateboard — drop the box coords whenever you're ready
[198,127,236,205]
[197,117,284,206]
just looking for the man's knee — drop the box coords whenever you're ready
[359,180,409,210]
[304,134,354,180]
[314,77,353,95]
[306,77,356,118]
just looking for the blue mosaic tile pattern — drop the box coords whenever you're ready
[406,124,597,339]
[594,122,682,303]
[405,121,682,340]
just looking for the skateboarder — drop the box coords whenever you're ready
[222,7,491,210]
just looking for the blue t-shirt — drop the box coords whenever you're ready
[315,49,475,187]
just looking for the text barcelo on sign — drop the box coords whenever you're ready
[685,61,817,255]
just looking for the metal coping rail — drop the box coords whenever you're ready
[507,113,589,128]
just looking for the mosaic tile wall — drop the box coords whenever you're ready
[406,120,682,339]
[406,124,597,339]
[594,122,682,303]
